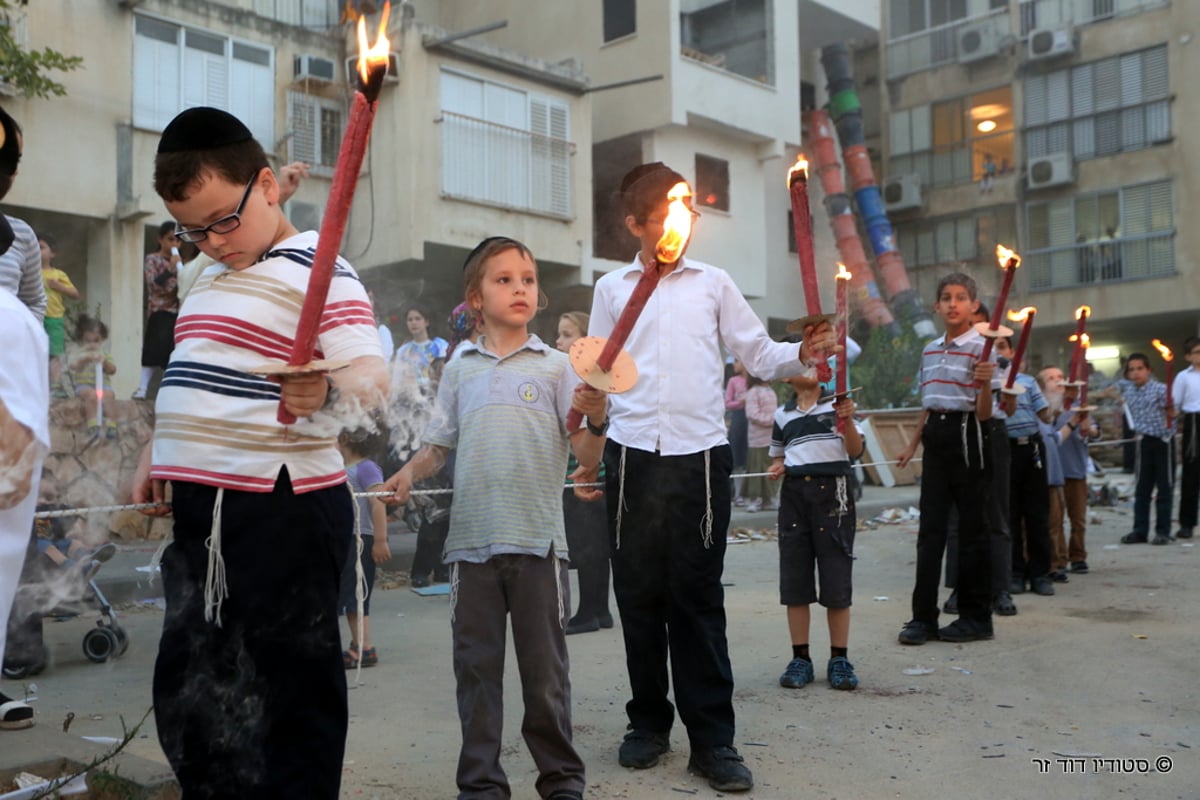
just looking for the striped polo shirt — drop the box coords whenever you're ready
[423,335,579,563]
[769,398,861,477]
[1004,372,1048,438]
[150,231,381,493]
[920,328,989,412]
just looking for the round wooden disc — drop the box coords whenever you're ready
[1060,381,1086,389]
[569,336,639,394]
[244,358,351,377]
[974,321,1015,338]
[786,313,837,334]
[999,384,1027,396]
[1068,405,1098,413]
[818,386,864,404]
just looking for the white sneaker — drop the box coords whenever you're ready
[746,499,762,513]
[131,388,147,400]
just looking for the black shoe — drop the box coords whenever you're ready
[687,745,753,792]
[1050,570,1070,583]
[1069,561,1089,574]
[566,616,600,635]
[1178,528,1195,539]
[992,591,1017,616]
[1151,535,1171,545]
[432,570,450,583]
[898,620,938,646]
[1031,576,1056,596]
[618,729,670,769]
[546,791,583,800]
[410,574,430,588]
[1121,532,1148,544]
[597,612,614,629]
[1009,577,1027,595]
[938,617,994,642]
[942,590,959,615]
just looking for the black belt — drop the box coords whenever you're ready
[928,409,971,421]
[1009,434,1041,445]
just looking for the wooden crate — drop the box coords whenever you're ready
[858,408,924,487]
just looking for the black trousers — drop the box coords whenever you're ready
[564,491,611,620]
[1133,436,1173,538]
[945,418,1011,594]
[1180,414,1200,529]
[912,412,992,625]
[1010,436,1052,580]
[153,470,352,800]
[605,441,735,750]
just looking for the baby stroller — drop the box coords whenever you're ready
[2,510,129,678]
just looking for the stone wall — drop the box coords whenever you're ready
[44,397,172,542]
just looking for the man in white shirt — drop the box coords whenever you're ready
[1173,336,1200,539]
[588,163,835,794]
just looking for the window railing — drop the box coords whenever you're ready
[887,8,1009,78]
[1025,98,1171,162]
[250,0,339,30]
[1018,0,1168,35]
[1026,230,1175,290]
[440,112,574,219]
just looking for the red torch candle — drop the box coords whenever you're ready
[834,263,851,433]
[1152,339,1174,411]
[565,181,696,431]
[277,3,392,424]
[787,155,832,383]
[1003,307,1036,390]
[1067,305,1090,383]
[1079,334,1090,407]
[978,244,1021,364]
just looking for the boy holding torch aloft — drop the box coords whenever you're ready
[588,163,836,793]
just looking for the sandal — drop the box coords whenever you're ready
[343,645,361,670]
[360,647,378,667]
[0,694,34,730]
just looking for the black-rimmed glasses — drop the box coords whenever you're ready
[173,170,260,244]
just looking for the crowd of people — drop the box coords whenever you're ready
[0,98,1195,800]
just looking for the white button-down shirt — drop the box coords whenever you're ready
[1173,366,1200,413]
[589,255,806,456]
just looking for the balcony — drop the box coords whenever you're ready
[440,111,574,219]
[1018,0,1169,35]
[1026,231,1175,290]
[887,8,1009,78]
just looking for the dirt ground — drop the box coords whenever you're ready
[3,502,1196,799]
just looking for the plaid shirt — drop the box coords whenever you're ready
[1118,378,1171,439]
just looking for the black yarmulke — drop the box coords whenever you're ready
[620,162,686,203]
[157,106,253,154]
[0,214,13,257]
[0,106,21,177]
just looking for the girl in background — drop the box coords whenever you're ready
[337,428,392,669]
[68,316,117,439]
[742,374,778,513]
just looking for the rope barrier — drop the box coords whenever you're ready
[28,434,1163,520]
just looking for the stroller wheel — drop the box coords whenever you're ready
[114,628,129,657]
[2,663,31,679]
[82,627,118,663]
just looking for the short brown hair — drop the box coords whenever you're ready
[154,139,269,202]
[620,162,686,223]
[462,236,547,311]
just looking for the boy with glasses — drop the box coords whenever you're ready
[132,107,389,798]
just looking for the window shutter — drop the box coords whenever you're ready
[230,43,274,148]
[1071,63,1094,117]
[1025,127,1047,160]
[1093,56,1120,112]
[1145,99,1171,144]
[1119,52,1142,107]
[529,96,572,217]
[1046,121,1070,154]
[133,17,181,131]
[911,105,932,151]
[1025,74,1048,127]
[1073,118,1095,160]
[1046,70,1070,123]
[1094,111,1119,156]
[890,109,912,154]
[287,91,318,166]
[1122,184,1149,235]
[1047,197,1073,247]
[1147,180,1172,232]
[1141,45,1168,99]
[1121,107,1145,151]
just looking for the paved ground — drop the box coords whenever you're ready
[3,480,1197,799]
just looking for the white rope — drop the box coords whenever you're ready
[835,475,848,524]
[202,488,227,627]
[701,449,713,549]
[552,549,565,629]
[614,445,627,550]
[350,482,365,686]
[448,562,459,624]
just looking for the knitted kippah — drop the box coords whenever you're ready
[157,106,253,154]
[0,106,21,177]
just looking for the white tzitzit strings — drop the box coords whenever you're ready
[203,488,227,627]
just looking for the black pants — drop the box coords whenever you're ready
[912,412,992,625]
[1180,414,1200,530]
[3,530,44,673]
[153,470,352,800]
[1010,436,1052,580]
[564,491,611,621]
[945,418,1011,595]
[605,441,735,750]
[1133,436,1173,538]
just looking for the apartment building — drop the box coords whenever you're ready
[0,0,591,389]
[880,0,1197,375]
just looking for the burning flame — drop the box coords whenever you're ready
[995,244,1021,269]
[1152,339,1174,362]
[1006,306,1037,323]
[1075,304,1091,321]
[787,154,809,186]
[654,182,695,265]
[1080,332,1090,348]
[835,262,852,281]
[355,2,392,84]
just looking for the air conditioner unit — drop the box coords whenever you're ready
[294,54,337,83]
[883,173,923,212]
[344,53,401,85]
[1027,152,1074,190]
[957,21,1001,65]
[1028,26,1074,61]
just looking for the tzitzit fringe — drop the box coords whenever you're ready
[350,482,366,686]
[448,562,460,624]
[552,549,565,629]
[835,475,849,524]
[701,449,714,549]
[614,445,628,550]
[203,488,227,627]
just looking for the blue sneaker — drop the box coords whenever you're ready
[827,656,859,690]
[779,657,814,688]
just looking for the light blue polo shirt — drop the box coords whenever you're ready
[423,334,579,564]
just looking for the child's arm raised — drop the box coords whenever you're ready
[568,385,608,502]
[383,444,449,505]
